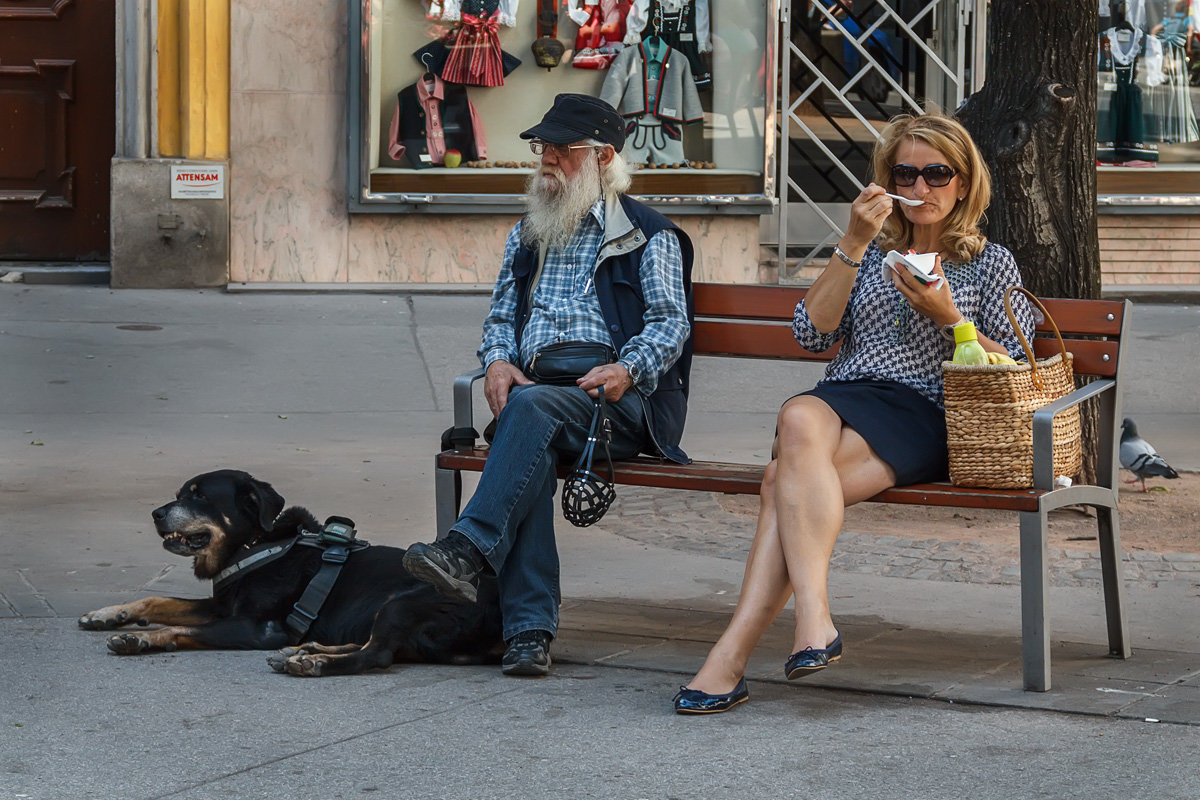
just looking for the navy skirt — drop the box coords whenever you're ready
[795,378,948,485]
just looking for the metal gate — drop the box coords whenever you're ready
[773,0,987,282]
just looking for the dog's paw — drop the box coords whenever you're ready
[266,647,302,673]
[79,606,146,630]
[107,633,151,655]
[283,654,327,677]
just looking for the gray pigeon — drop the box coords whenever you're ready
[1120,418,1179,492]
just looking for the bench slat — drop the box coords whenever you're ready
[694,287,1126,340]
[695,323,1119,376]
[693,320,836,361]
[1033,338,1119,377]
[1035,298,1125,337]
[436,450,1043,512]
[694,283,799,321]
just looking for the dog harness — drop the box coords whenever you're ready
[211,516,370,644]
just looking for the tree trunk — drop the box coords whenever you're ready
[958,2,1103,484]
[958,1,1101,300]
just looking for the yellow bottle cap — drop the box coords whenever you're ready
[953,321,978,344]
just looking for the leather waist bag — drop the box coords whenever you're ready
[526,342,617,385]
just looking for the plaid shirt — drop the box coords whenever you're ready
[479,198,688,395]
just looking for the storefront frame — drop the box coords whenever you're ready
[346,0,779,215]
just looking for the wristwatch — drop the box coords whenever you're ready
[940,316,967,341]
[620,360,641,384]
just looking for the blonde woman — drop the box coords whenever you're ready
[674,113,1035,714]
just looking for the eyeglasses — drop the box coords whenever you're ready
[891,163,957,187]
[529,140,601,157]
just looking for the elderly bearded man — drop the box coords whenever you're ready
[404,93,694,676]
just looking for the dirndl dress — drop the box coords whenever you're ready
[442,11,506,87]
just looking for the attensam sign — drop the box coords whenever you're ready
[170,165,225,199]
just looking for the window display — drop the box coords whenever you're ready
[569,0,631,70]
[600,39,704,165]
[349,0,773,211]
[1097,0,1200,167]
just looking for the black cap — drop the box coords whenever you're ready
[519,93,625,151]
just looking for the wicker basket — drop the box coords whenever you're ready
[943,286,1082,489]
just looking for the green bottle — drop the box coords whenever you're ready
[952,321,989,365]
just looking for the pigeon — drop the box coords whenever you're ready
[1120,417,1179,492]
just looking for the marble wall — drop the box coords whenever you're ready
[229,0,761,285]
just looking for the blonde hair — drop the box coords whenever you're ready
[872,113,991,262]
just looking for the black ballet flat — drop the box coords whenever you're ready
[672,677,749,715]
[785,632,843,679]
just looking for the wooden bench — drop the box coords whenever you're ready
[434,283,1133,691]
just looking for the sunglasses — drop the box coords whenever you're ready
[529,140,601,157]
[891,163,957,187]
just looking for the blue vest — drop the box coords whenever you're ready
[510,195,694,463]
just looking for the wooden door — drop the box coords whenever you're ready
[0,0,115,261]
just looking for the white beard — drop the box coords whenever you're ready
[521,155,603,251]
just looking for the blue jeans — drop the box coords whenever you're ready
[452,383,648,642]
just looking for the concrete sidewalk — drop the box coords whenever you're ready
[2,285,1198,798]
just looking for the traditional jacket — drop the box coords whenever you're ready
[388,76,486,169]
[600,40,703,134]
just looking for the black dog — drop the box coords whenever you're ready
[78,470,503,676]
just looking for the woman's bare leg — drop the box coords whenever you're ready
[682,396,899,695]
[682,460,793,695]
[774,396,895,652]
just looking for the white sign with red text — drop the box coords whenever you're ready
[170,165,225,199]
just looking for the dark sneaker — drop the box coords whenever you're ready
[502,630,552,677]
[402,531,486,604]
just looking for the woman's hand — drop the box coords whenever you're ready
[890,257,962,328]
[842,183,894,256]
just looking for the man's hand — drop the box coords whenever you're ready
[577,362,634,402]
[484,359,533,417]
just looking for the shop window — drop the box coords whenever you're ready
[1096,0,1200,183]
[348,0,775,212]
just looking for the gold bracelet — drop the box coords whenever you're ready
[833,245,861,270]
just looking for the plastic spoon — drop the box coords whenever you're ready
[886,193,924,206]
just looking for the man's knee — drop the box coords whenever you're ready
[505,384,584,422]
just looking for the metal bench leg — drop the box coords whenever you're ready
[435,465,462,541]
[1096,505,1132,658]
[1019,509,1051,691]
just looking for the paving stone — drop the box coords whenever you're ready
[604,486,1194,591]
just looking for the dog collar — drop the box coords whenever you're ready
[212,537,300,593]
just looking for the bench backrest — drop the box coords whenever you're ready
[692,283,1128,379]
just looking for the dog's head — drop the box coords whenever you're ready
[151,470,288,579]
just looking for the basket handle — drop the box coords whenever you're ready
[1003,285,1068,392]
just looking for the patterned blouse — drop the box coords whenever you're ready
[792,241,1035,408]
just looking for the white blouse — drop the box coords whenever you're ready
[425,0,519,27]
[623,0,710,52]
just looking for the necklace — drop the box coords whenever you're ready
[1107,28,1142,66]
